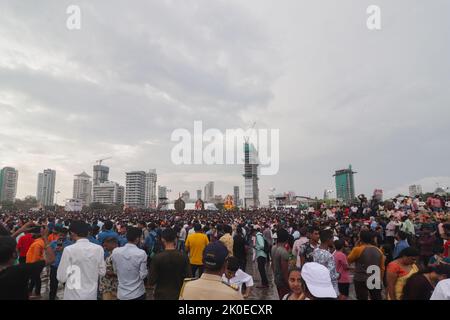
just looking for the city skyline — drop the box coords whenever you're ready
[1,1,449,204]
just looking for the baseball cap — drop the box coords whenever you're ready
[203,241,228,270]
[301,262,337,299]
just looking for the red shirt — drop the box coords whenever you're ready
[444,240,450,258]
[16,233,35,258]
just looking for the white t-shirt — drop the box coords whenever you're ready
[222,269,254,292]
[430,279,450,300]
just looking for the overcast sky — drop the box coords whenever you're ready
[0,0,449,204]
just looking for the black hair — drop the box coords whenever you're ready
[359,230,372,244]
[161,228,176,242]
[126,227,142,242]
[223,225,232,234]
[103,237,118,245]
[277,228,289,243]
[226,256,240,272]
[398,247,419,258]
[334,239,345,251]
[0,236,17,264]
[104,220,113,230]
[194,223,202,232]
[70,221,89,237]
[319,229,333,243]
[288,267,302,277]
[397,231,408,240]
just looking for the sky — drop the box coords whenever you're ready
[0,0,449,204]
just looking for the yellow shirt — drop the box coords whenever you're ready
[185,232,209,265]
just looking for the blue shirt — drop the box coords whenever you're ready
[118,235,128,247]
[88,236,101,246]
[393,239,409,259]
[50,239,74,267]
[97,230,119,245]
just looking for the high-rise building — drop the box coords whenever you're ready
[125,171,146,209]
[409,185,423,197]
[233,186,240,208]
[182,190,190,202]
[333,165,356,204]
[144,169,157,209]
[37,169,56,206]
[204,181,214,202]
[196,189,202,200]
[243,142,259,208]
[93,181,124,205]
[93,165,109,186]
[73,172,92,206]
[0,167,18,202]
[158,185,168,207]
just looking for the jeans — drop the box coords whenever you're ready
[191,264,204,278]
[49,266,59,300]
[29,268,42,296]
[354,280,382,300]
[177,240,185,253]
[257,256,269,286]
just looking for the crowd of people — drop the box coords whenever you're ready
[0,193,449,300]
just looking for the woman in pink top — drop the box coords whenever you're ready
[333,239,351,299]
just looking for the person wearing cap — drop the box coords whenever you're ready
[179,241,243,300]
[299,262,338,300]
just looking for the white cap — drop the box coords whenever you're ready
[301,262,337,299]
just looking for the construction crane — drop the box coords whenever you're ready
[96,157,112,166]
[244,121,256,143]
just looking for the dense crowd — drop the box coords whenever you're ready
[0,193,449,300]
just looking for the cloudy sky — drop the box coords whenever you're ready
[0,0,449,204]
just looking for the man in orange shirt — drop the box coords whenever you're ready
[48,227,60,243]
[185,224,209,278]
[26,226,47,299]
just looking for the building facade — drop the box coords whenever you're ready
[243,142,259,209]
[125,171,146,209]
[196,189,202,200]
[93,165,109,186]
[73,172,92,206]
[37,169,56,207]
[93,181,124,205]
[233,186,240,208]
[409,185,423,197]
[144,169,157,209]
[0,167,18,202]
[204,181,214,203]
[333,165,356,205]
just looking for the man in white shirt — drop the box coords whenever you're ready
[57,221,106,300]
[430,278,450,300]
[222,257,253,298]
[111,227,148,300]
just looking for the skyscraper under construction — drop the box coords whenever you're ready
[243,142,259,208]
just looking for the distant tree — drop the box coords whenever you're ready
[14,196,39,211]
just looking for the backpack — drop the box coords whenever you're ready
[258,234,270,254]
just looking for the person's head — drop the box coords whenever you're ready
[138,221,146,229]
[396,231,408,241]
[300,262,337,300]
[103,220,113,231]
[299,227,307,237]
[203,241,228,275]
[126,227,142,244]
[69,221,89,239]
[287,268,302,296]
[277,228,289,244]
[161,228,176,247]
[427,264,450,283]
[359,230,372,244]
[334,239,345,251]
[0,236,17,266]
[223,224,232,235]
[194,223,202,232]
[309,227,320,243]
[224,256,240,279]
[103,237,118,252]
[319,229,334,247]
[398,247,419,265]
